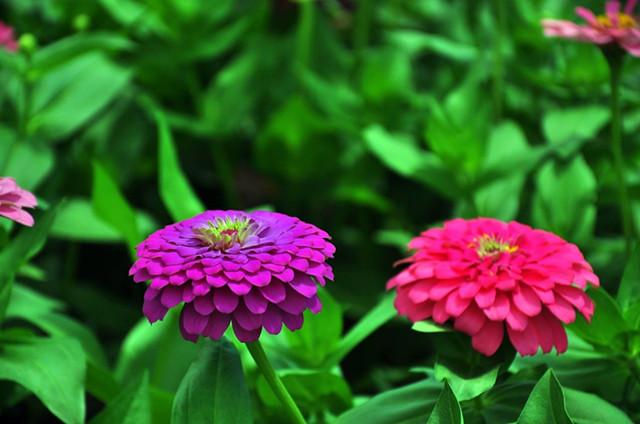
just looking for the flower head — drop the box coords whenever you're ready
[542,1,640,56]
[0,177,37,227]
[387,218,599,356]
[130,210,335,343]
[0,21,18,52]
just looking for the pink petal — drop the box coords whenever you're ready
[507,324,539,356]
[546,297,576,323]
[454,304,486,336]
[471,320,504,356]
[513,285,541,316]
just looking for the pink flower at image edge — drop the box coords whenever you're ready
[542,0,640,56]
[0,177,37,227]
[387,218,599,357]
[0,21,18,52]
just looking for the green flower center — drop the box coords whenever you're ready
[194,216,255,250]
[472,234,518,258]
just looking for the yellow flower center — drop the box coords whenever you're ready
[194,216,255,250]
[596,13,637,28]
[472,234,518,258]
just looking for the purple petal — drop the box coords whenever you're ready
[181,304,208,334]
[244,290,268,314]
[143,298,169,323]
[262,306,283,334]
[160,286,183,308]
[308,295,322,314]
[232,319,261,342]
[289,275,318,298]
[233,304,262,330]
[260,281,286,303]
[277,289,308,315]
[213,287,239,313]
[274,268,294,282]
[246,271,272,287]
[194,295,215,315]
[204,313,231,340]
[281,312,304,331]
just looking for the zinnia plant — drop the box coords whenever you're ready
[387,218,599,357]
[0,177,37,226]
[0,21,18,52]
[130,209,335,424]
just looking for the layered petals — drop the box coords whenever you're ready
[130,210,335,343]
[387,218,599,357]
[0,177,37,226]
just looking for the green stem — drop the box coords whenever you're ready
[246,340,307,424]
[607,53,635,257]
[295,0,315,70]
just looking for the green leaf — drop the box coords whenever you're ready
[617,246,640,311]
[29,52,131,141]
[569,288,628,349]
[257,370,352,416]
[336,378,443,424]
[6,283,108,366]
[285,289,342,367]
[531,155,596,244]
[172,338,252,424]
[412,321,450,334]
[324,294,396,368]
[364,125,460,198]
[0,206,59,321]
[542,106,609,157]
[434,363,499,401]
[52,198,157,243]
[474,122,529,220]
[115,309,200,393]
[517,370,572,424]
[91,161,141,255]
[564,388,633,424]
[0,335,85,424]
[155,109,205,222]
[1,141,54,191]
[90,373,152,424]
[387,30,477,62]
[426,381,463,424]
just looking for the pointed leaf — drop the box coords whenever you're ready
[426,381,463,424]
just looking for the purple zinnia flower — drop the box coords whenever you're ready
[129,210,335,343]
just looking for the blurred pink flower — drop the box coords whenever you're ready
[542,1,640,56]
[0,21,18,52]
[387,218,599,357]
[0,177,37,227]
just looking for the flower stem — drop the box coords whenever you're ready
[607,52,635,257]
[246,340,307,424]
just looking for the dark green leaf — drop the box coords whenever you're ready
[434,363,499,401]
[564,388,633,424]
[91,373,151,424]
[517,370,572,424]
[569,288,628,349]
[171,338,252,424]
[617,246,640,311]
[426,381,463,424]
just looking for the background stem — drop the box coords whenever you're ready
[246,340,307,424]
[607,53,635,257]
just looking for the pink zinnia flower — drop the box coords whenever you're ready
[130,210,335,343]
[0,177,37,227]
[0,21,18,52]
[542,1,640,56]
[387,218,599,357]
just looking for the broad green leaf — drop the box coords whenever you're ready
[336,378,442,424]
[481,381,534,424]
[564,388,633,424]
[91,373,152,424]
[6,283,107,366]
[360,49,413,102]
[0,335,85,424]
[531,155,596,244]
[52,198,157,243]
[1,141,54,191]
[542,106,609,157]
[172,338,252,424]
[91,161,140,255]
[426,381,463,424]
[285,289,342,367]
[0,206,59,321]
[387,30,477,62]
[434,363,499,401]
[257,370,352,416]
[155,109,205,222]
[569,288,628,349]
[474,122,529,220]
[324,294,395,368]
[29,52,131,141]
[617,246,640,311]
[115,309,199,393]
[517,370,572,424]
[364,125,460,198]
